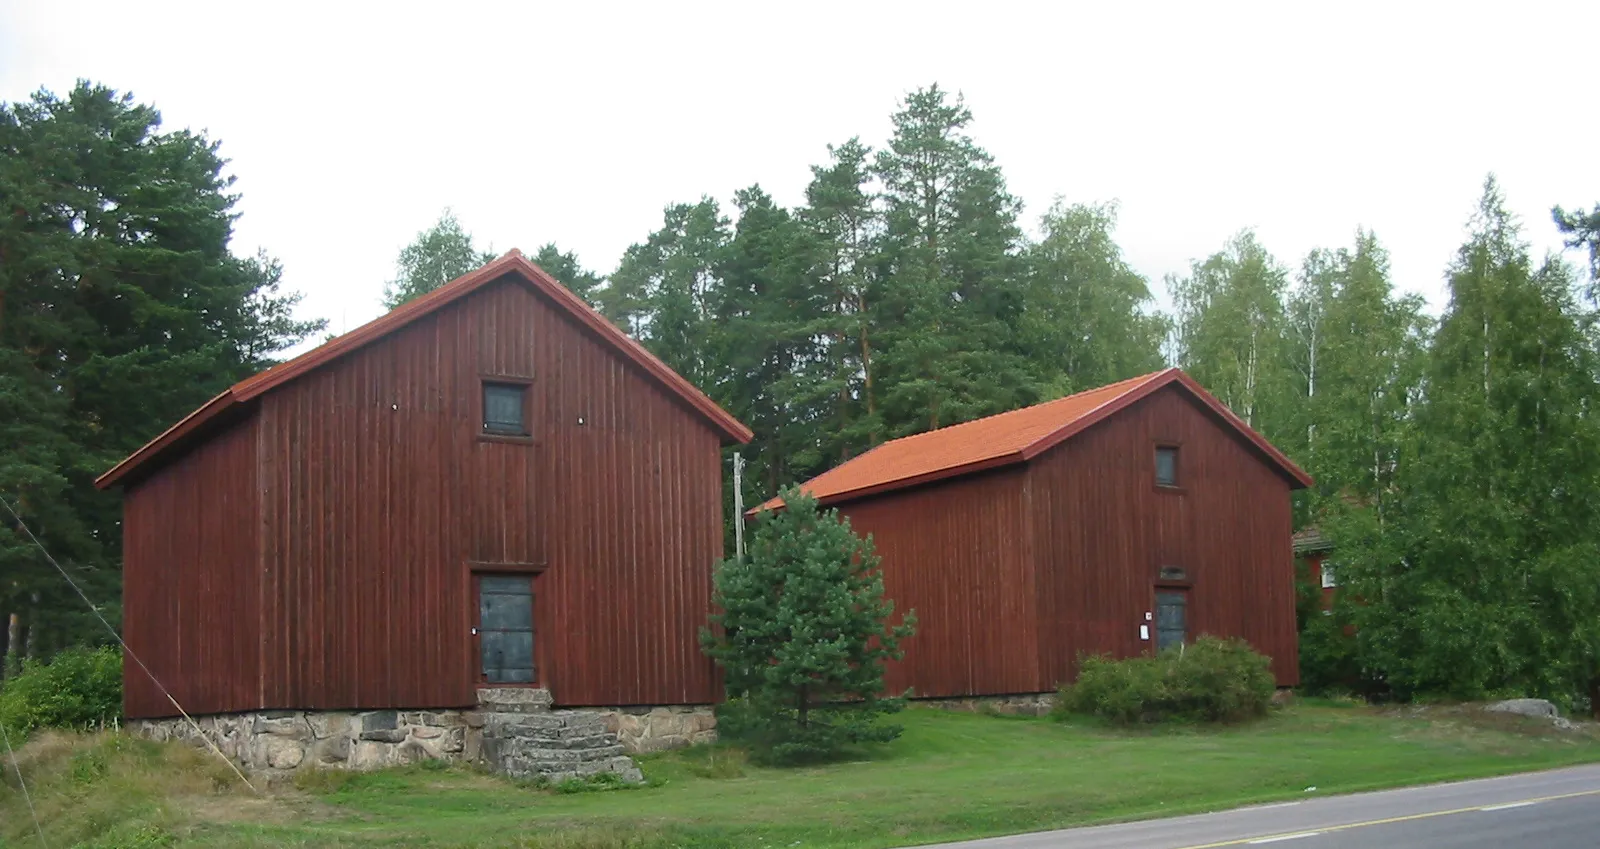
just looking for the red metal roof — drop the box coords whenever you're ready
[755,368,1312,512]
[98,250,753,489]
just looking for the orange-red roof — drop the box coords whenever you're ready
[755,368,1311,512]
[98,250,752,489]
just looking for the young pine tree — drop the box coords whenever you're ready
[702,488,916,763]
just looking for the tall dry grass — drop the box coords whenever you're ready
[0,730,283,847]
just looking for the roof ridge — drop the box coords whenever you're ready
[865,369,1168,447]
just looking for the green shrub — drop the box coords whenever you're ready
[1057,636,1275,725]
[0,646,122,736]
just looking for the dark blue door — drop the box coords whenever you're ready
[1156,591,1187,652]
[477,575,536,684]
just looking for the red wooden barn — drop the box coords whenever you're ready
[98,250,752,721]
[760,369,1312,696]
[1294,527,1337,610]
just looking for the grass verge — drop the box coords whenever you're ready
[4,704,1598,848]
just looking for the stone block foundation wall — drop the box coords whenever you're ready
[129,690,716,783]
[916,693,1058,717]
[594,705,717,752]
[131,708,471,777]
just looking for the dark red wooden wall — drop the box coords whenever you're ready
[1029,385,1298,688]
[835,384,1298,699]
[840,468,1038,697]
[122,415,262,716]
[122,274,725,718]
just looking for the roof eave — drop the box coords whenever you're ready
[98,251,753,487]
[745,449,1027,516]
[95,389,239,490]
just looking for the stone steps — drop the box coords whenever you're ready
[476,689,643,784]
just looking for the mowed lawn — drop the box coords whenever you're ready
[8,704,1600,849]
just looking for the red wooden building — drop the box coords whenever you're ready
[760,369,1312,695]
[1294,527,1337,610]
[99,251,751,720]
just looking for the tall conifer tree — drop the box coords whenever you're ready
[873,86,1036,434]
[0,83,322,660]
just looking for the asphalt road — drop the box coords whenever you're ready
[917,764,1600,849]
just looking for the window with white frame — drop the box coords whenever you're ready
[1320,561,1337,589]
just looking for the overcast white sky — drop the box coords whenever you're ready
[5,1,1598,342]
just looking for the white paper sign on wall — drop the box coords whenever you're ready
[1139,624,1150,641]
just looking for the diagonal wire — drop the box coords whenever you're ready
[1,718,49,848]
[0,495,258,794]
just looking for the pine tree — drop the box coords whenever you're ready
[602,199,729,390]
[703,488,915,763]
[800,138,884,456]
[0,83,322,663]
[530,243,603,305]
[1553,203,1600,287]
[714,187,830,495]
[1022,199,1168,395]
[873,85,1037,435]
[381,209,495,309]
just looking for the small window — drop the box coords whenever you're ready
[1158,565,1188,583]
[483,382,528,436]
[1155,446,1179,487]
[1320,562,1337,589]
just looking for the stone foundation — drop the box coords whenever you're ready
[916,693,1058,717]
[129,689,711,782]
[594,705,718,752]
[131,708,471,777]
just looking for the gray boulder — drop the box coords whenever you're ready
[1483,698,1559,718]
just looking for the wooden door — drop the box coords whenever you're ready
[474,573,538,685]
[1155,590,1188,652]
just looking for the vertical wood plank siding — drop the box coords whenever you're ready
[121,416,261,718]
[122,276,724,718]
[835,469,1039,697]
[835,384,1298,698]
[1028,385,1298,688]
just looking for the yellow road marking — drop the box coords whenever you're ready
[1171,787,1600,849]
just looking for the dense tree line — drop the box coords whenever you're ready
[6,81,1598,713]
[0,83,322,672]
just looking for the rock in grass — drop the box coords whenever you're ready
[1483,699,1559,719]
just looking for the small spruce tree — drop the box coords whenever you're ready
[703,487,916,763]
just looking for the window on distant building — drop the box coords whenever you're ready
[483,382,529,436]
[1155,445,1179,487]
[1321,561,1337,589]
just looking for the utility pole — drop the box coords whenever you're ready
[732,452,745,562]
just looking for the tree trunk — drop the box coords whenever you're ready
[857,301,877,441]
[798,684,809,729]
[2,612,16,678]
[1590,674,1600,721]
[23,593,39,659]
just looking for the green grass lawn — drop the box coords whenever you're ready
[6,704,1600,849]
